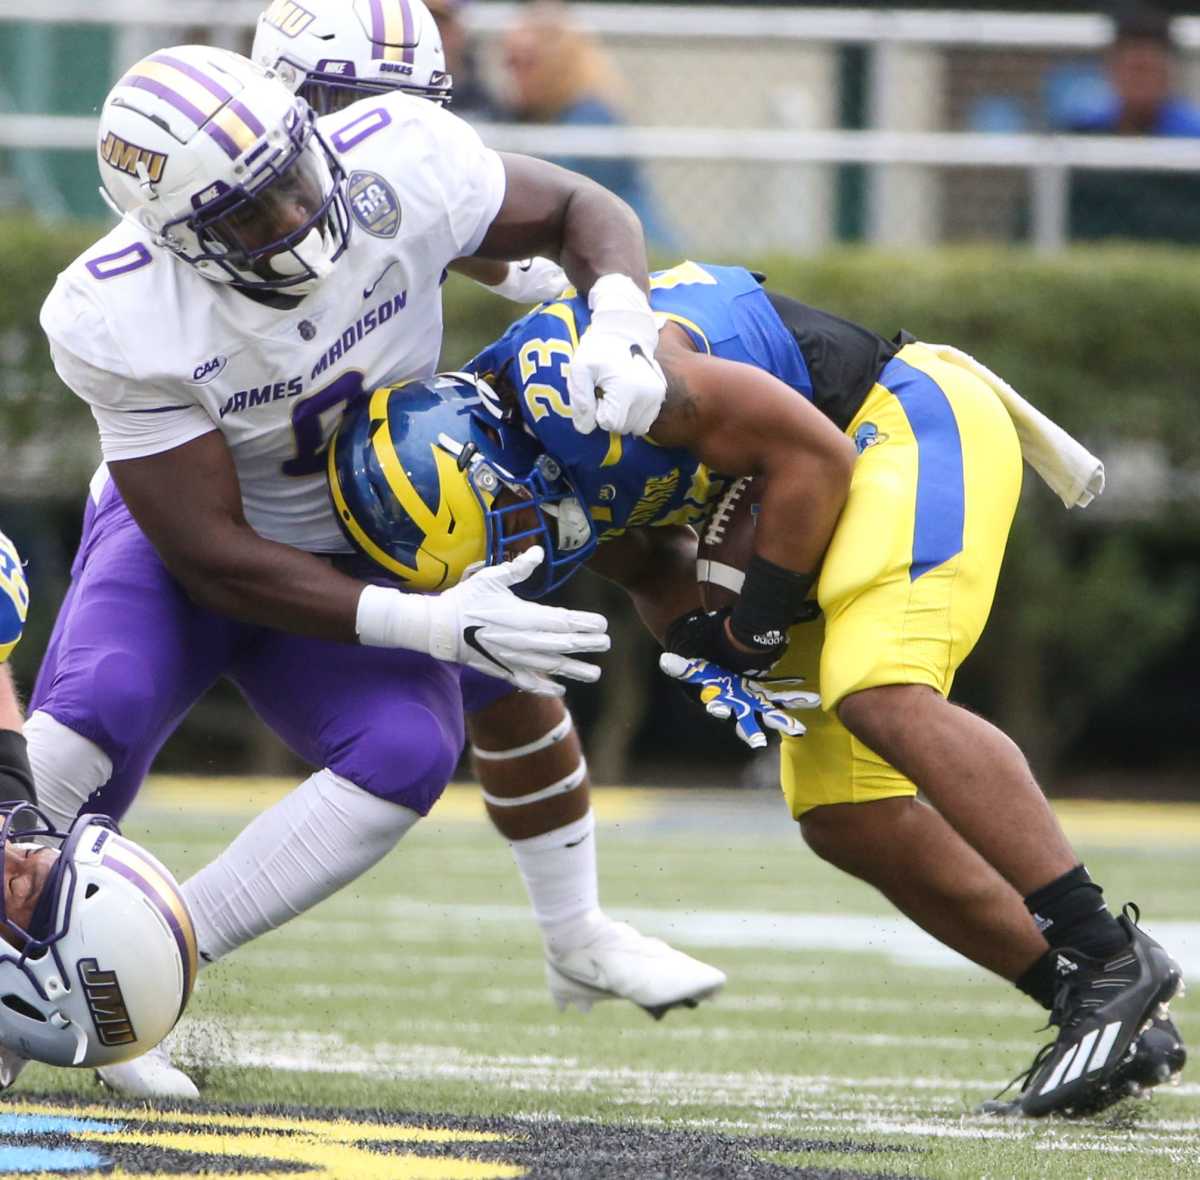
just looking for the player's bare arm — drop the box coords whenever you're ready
[110,433,364,641]
[472,154,648,296]
[587,526,702,644]
[650,327,857,579]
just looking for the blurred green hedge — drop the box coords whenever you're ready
[5,215,1199,778]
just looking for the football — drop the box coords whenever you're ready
[696,476,761,611]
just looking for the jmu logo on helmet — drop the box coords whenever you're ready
[77,959,137,1047]
[348,170,401,238]
[99,132,167,184]
[262,0,316,38]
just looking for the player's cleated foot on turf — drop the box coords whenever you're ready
[96,1042,200,1100]
[979,1012,1187,1118]
[984,904,1183,1118]
[545,917,726,1020]
[0,1041,28,1091]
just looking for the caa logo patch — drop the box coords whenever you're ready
[187,355,227,384]
[347,170,401,238]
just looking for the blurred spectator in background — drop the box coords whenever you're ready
[1057,2,1200,242]
[502,1,678,252]
[426,0,503,120]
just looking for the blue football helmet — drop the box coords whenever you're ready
[328,373,597,597]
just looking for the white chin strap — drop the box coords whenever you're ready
[267,226,337,294]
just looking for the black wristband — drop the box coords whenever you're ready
[0,728,35,807]
[665,607,781,676]
[729,555,815,651]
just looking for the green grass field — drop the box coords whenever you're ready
[7,779,1200,1179]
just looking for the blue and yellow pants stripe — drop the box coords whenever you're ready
[777,342,1022,817]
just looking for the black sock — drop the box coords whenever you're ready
[1015,950,1057,1010]
[1024,864,1128,960]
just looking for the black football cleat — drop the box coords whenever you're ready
[982,905,1184,1118]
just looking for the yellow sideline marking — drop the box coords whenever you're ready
[137,781,1197,844]
[14,1101,525,1179]
[1053,799,1200,846]
[140,777,654,822]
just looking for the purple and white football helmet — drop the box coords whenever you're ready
[97,45,351,294]
[0,804,198,1069]
[253,0,452,114]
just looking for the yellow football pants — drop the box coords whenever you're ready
[777,342,1022,817]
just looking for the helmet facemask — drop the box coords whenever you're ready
[459,411,598,598]
[160,102,351,295]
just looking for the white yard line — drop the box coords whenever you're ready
[361,901,1200,977]
[163,1022,1198,1155]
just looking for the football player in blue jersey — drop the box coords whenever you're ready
[331,261,1186,1118]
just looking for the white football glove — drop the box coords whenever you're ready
[566,273,666,436]
[356,546,610,697]
[659,652,819,749]
[486,257,569,304]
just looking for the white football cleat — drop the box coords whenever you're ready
[545,918,726,1020]
[0,1041,28,1090]
[96,1041,199,1100]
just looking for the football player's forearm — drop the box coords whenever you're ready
[589,527,700,645]
[556,181,649,298]
[482,155,648,297]
[169,531,363,642]
[754,442,854,575]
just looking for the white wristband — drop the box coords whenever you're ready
[355,584,432,654]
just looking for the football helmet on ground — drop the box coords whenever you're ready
[328,374,596,598]
[97,45,350,294]
[0,804,197,1071]
[253,0,452,114]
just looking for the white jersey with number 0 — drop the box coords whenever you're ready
[40,92,505,553]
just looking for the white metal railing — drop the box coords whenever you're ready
[5,5,1200,250]
[4,2,1200,49]
[4,114,1199,250]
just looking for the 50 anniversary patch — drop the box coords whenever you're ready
[347,171,401,238]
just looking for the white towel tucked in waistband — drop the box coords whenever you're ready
[917,342,1105,509]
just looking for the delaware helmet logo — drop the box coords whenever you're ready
[77,959,137,1047]
[347,170,401,238]
[854,421,889,454]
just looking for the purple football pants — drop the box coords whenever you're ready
[30,479,511,820]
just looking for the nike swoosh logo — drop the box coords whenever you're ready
[629,342,660,372]
[564,833,592,849]
[363,260,399,299]
[463,625,513,675]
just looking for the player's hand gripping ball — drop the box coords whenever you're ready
[659,653,819,750]
[0,531,27,662]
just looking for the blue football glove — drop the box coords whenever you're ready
[659,652,819,750]
[0,531,26,663]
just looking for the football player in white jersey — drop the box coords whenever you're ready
[23,43,717,1097]
[252,0,569,303]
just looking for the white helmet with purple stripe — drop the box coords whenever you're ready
[0,804,198,1069]
[97,44,351,294]
[252,0,452,114]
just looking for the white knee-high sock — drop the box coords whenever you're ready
[509,809,602,954]
[182,768,419,965]
[24,710,113,830]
